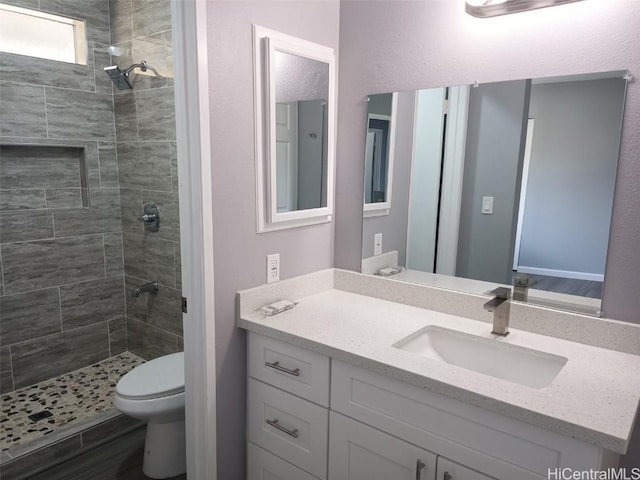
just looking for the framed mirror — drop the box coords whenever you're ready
[361,71,629,316]
[253,25,336,232]
[363,93,397,217]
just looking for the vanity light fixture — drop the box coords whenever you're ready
[465,0,585,18]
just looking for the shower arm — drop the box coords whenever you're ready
[123,60,160,78]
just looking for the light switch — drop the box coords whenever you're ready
[482,196,494,215]
[374,233,383,256]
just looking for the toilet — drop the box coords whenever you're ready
[114,352,186,479]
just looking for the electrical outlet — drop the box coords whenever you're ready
[266,253,280,283]
[374,233,383,256]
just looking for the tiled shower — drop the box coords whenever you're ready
[0,0,182,475]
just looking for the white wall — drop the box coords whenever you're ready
[334,0,640,465]
[206,2,339,477]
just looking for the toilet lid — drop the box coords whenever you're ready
[116,352,185,400]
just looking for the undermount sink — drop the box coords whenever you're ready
[393,326,567,388]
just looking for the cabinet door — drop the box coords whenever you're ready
[329,412,436,480]
[248,443,320,480]
[436,457,496,480]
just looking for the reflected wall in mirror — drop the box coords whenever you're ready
[274,51,329,213]
[253,25,336,232]
[361,71,628,315]
[363,93,397,217]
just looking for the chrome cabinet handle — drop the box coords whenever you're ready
[416,459,426,480]
[444,472,452,480]
[265,418,299,438]
[265,360,300,377]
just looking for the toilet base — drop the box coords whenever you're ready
[142,419,186,479]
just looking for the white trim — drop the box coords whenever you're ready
[517,266,604,282]
[436,85,470,276]
[513,118,535,271]
[363,93,397,217]
[253,25,336,232]
[171,1,216,478]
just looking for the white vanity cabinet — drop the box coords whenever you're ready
[436,458,496,480]
[247,333,330,480]
[329,411,438,480]
[247,332,616,480]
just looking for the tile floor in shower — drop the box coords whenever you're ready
[1,352,144,457]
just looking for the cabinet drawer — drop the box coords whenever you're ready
[248,378,328,479]
[329,412,437,480]
[437,457,496,480]
[249,332,330,406]
[331,361,597,480]
[248,442,320,480]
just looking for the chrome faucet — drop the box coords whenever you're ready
[132,282,159,297]
[484,287,511,336]
[513,274,530,302]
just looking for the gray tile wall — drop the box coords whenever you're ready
[0,0,181,394]
[110,0,182,361]
[0,0,124,393]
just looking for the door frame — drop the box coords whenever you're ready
[171,1,217,478]
[513,118,535,272]
[436,85,470,276]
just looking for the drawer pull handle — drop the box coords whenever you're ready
[416,459,425,480]
[443,472,452,480]
[265,361,300,377]
[265,418,299,438]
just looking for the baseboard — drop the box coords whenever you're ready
[516,266,604,282]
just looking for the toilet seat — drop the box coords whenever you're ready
[116,352,184,400]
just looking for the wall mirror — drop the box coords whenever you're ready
[363,93,397,217]
[253,25,336,232]
[361,71,629,316]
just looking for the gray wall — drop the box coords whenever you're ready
[334,0,640,467]
[110,0,183,361]
[456,80,530,284]
[518,78,626,276]
[362,90,414,264]
[205,2,339,477]
[297,100,325,210]
[0,0,124,394]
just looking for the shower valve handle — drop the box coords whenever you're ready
[139,212,158,223]
[139,204,160,232]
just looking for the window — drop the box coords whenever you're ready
[0,3,87,65]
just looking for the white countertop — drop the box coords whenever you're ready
[238,287,640,454]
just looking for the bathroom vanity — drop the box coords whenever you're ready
[237,269,640,480]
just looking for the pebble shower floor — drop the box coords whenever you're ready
[0,352,144,453]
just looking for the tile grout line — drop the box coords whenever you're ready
[58,286,64,332]
[8,344,15,394]
[43,86,49,139]
[102,234,108,279]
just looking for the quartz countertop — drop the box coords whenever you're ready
[238,287,640,454]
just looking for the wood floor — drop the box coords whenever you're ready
[513,272,603,299]
[25,427,186,480]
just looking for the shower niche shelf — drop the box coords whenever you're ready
[0,144,90,211]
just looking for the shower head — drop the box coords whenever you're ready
[104,65,132,90]
[104,61,160,90]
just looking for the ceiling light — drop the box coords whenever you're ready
[465,0,586,18]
